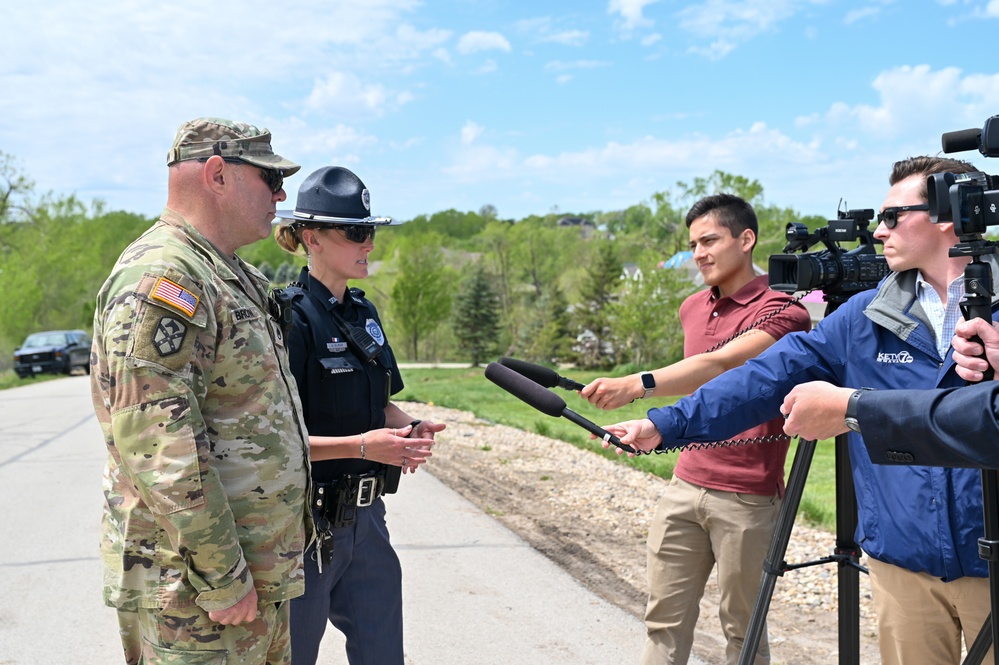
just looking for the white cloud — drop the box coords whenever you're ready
[475,60,499,75]
[688,39,738,60]
[677,0,826,58]
[304,72,412,118]
[544,30,590,46]
[544,60,612,72]
[456,31,512,54]
[803,65,999,141]
[515,17,589,46]
[641,33,663,46]
[843,6,881,25]
[986,0,999,17]
[608,0,660,30]
[461,121,485,145]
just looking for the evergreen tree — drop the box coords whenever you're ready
[452,263,501,366]
[517,284,575,365]
[574,242,623,369]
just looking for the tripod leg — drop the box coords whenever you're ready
[834,434,861,664]
[739,439,816,665]
[966,468,999,665]
[963,612,993,665]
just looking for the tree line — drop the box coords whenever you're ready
[0,150,825,373]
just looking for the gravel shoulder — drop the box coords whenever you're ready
[400,401,881,664]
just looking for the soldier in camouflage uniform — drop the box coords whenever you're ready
[90,117,313,665]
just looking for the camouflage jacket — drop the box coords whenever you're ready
[91,208,311,612]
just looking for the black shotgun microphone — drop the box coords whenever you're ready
[497,356,586,391]
[484,362,636,454]
[941,127,982,154]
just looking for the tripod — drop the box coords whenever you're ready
[950,238,998,665]
[738,296,866,665]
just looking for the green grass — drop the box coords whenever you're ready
[397,366,839,531]
[0,369,67,391]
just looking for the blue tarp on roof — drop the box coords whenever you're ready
[660,251,693,269]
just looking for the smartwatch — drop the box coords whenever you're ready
[640,372,656,400]
[844,389,871,434]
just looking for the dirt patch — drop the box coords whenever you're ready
[402,402,881,664]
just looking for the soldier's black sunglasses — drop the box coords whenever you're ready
[198,156,284,194]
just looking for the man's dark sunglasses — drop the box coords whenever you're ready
[198,156,284,194]
[877,204,929,229]
[333,224,377,243]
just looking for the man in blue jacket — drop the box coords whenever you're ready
[603,156,996,665]
[781,316,999,468]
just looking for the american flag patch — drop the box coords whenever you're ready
[151,277,199,317]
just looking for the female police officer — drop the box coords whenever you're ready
[274,166,444,665]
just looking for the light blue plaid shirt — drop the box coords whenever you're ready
[915,271,965,360]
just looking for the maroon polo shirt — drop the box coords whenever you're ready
[672,275,811,497]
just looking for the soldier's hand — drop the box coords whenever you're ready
[209,587,258,625]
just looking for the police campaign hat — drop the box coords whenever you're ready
[166,117,300,175]
[275,166,394,225]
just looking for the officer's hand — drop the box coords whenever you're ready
[209,587,258,625]
[365,426,434,472]
[413,419,446,440]
[781,382,853,440]
[580,376,641,410]
[598,418,662,455]
[953,318,999,382]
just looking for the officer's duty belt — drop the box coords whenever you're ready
[312,469,386,525]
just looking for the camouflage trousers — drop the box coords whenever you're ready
[116,600,291,665]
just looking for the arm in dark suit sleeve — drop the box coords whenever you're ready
[858,382,999,468]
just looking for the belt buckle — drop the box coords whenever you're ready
[356,477,378,507]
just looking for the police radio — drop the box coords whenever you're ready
[331,310,382,363]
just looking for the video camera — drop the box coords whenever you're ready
[768,205,890,297]
[927,114,999,237]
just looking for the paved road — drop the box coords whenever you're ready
[0,376,644,664]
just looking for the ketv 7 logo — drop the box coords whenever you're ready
[877,351,915,364]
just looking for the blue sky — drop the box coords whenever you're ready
[3,0,999,224]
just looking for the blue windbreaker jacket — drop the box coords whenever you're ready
[648,265,999,581]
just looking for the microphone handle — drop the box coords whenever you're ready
[560,407,637,454]
[557,376,587,391]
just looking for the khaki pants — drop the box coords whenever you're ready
[868,557,992,665]
[116,600,291,665]
[641,476,779,665]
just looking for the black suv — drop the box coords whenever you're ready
[13,330,92,378]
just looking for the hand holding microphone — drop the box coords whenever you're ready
[497,357,586,391]
[484,362,638,454]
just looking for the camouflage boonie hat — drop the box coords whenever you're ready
[166,117,300,175]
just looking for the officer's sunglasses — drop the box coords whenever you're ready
[198,156,284,194]
[877,204,929,229]
[332,224,377,244]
